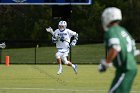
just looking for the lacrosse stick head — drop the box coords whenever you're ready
[46,27,54,35]
[0,42,6,48]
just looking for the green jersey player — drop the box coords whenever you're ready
[98,7,138,93]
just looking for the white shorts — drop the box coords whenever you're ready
[55,48,69,59]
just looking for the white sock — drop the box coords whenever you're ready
[72,64,75,68]
[58,64,62,71]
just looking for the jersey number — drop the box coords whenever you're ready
[126,36,132,52]
[121,31,132,52]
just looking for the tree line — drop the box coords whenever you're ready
[0,0,140,47]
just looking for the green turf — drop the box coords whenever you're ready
[0,44,140,93]
[0,65,139,93]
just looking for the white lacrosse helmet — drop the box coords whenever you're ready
[58,21,67,31]
[101,7,122,31]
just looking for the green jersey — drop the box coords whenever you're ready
[104,25,137,72]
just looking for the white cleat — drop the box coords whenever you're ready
[57,70,62,75]
[73,64,78,74]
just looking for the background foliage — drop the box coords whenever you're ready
[0,0,140,47]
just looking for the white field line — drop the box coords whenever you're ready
[0,88,140,92]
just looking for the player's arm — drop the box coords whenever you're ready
[46,27,60,43]
[98,47,119,72]
[99,38,121,72]
[52,31,60,43]
[106,47,119,64]
[69,30,78,47]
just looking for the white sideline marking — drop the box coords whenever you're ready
[0,88,106,91]
[0,88,140,92]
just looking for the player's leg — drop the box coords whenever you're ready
[116,69,137,93]
[109,71,125,93]
[109,69,137,93]
[57,58,63,74]
[61,55,78,74]
[56,52,63,75]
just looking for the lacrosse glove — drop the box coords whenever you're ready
[98,59,112,72]
[70,40,77,47]
[52,36,58,43]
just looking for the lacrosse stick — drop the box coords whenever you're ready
[0,42,6,48]
[46,27,54,35]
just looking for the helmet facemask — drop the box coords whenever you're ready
[58,25,66,31]
[58,21,67,31]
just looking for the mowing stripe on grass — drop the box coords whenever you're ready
[0,88,140,92]
[31,65,68,86]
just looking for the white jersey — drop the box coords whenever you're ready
[53,28,77,49]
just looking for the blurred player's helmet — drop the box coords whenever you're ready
[101,7,122,31]
[58,21,67,31]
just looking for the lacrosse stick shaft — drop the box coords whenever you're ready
[50,31,54,35]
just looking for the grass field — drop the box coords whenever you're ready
[0,44,140,93]
[0,65,140,93]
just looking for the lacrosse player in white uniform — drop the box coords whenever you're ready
[46,21,78,75]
